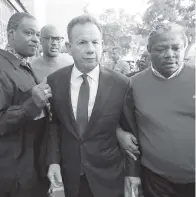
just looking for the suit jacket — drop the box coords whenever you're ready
[0,49,48,190]
[47,65,140,197]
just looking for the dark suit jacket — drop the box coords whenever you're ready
[0,49,48,191]
[47,65,140,197]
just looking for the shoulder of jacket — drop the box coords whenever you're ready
[104,66,130,85]
[48,64,73,80]
[0,53,15,73]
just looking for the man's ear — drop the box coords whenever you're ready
[7,29,15,40]
[101,40,104,54]
[40,37,44,45]
[65,42,72,56]
[147,45,151,53]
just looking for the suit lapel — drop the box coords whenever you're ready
[57,65,115,140]
[28,64,40,84]
[57,65,79,140]
[84,66,115,138]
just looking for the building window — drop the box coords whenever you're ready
[0,0,16,49]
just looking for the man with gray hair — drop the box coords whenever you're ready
[117,22,195,197]
[46,14,140,197]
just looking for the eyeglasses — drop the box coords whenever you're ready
[43,36,64,43]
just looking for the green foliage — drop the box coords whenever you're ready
[143,0,195,41]
[99,9,142,56]
[83,0,195,59]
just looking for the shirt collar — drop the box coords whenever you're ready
[72,64,100,82]
[5,44,30,67]
[151,63,184,79]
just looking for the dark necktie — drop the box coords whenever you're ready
[76,74,90,137]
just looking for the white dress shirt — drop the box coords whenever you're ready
[70,65,100,120]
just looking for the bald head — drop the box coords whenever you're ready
[40,24,64,57]
[41,25,61,38]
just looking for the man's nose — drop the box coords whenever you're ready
[86,43,95,54]
[31,34,40,43]
[165,48,175,58]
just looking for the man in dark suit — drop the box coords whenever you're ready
[0,12,52,197]
[47,15,140,197]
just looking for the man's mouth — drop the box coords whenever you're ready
[29,45,38,49]
[84,58,96,60]
[163,60,176,65]
[50,48,58,52]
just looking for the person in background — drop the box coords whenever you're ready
[32,25,73,81]
[126,51,150,77]
[117,22,195,197]
[60,45,74,64]
[125,60,136,77]
[184,43,196,67]
[46,14,140,197]
[128,59,136,72]
[32,24,74,197]
[108,46,130,75]
[0,12,51,197]
[138,50,151,71]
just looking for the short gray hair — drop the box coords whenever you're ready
[67,14,102,41]
[7,12,35,32]
[147,23,188,52]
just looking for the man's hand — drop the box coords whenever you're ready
[32,77,52,108]
[48,164,63,188]
[125,177,141,197]
[116,128,139,160]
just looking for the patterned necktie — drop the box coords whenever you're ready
[76,74,90,137]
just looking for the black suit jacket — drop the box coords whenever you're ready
[0,49,48,190]
[47,65,140,197]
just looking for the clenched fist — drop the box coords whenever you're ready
[32,77,52,108]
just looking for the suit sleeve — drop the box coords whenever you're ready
[0,70,41,136]
[119,79,140,177]
[46,78,60,165]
